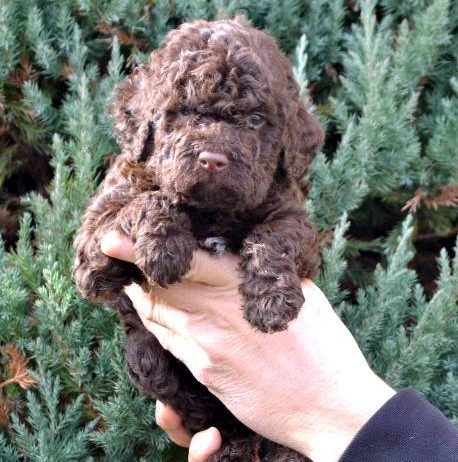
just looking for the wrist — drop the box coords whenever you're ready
[292,374,395,462]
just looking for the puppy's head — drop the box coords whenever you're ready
[113,17,324,211]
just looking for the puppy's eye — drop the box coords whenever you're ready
[247,113,264,128]
[180,107,192,116]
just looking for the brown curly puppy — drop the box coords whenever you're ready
[74,16,323,462]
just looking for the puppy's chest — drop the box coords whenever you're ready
[185,207,259,252]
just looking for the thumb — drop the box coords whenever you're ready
[101,231,136,262]
[189,427,222,462]
[183,249,240,287]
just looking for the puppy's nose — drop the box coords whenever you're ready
[198,151,229,172]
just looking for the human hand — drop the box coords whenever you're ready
[101,231,395,462]
[154,400,221,462]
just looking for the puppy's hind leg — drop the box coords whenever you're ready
[259,439,311,462]
[114,294,250,442]
[207,435,260,462]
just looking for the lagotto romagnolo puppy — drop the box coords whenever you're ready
[74,16,324,462]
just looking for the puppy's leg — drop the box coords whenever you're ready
[259,439,311,462]
[114,294,250,440]
[117,191,197,287]
[207,434,259,462]
[74,185,143,302]
[240,209,320,333]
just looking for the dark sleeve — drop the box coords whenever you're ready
[339,388,458,462]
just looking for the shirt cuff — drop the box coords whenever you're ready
[339,388,458,462]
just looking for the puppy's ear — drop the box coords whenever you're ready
[281,103,324,180]
[111,65,155,163]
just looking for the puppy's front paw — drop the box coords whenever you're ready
[135,233,195,287]
[75,255,142,302]
[240,274,304,333]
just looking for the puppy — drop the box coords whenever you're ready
[74,16,323,462]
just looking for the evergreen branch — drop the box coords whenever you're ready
[317,213,350,306]
[343,216,417,373]
[0,396,12,430]
[0,1,20,81]
[150,0,171,45]
[308,119,368,228]
[0,433,20,462]
[9,369,97,461]
[0,345,36,391]
[393,0,451,93]
[6,54,34,90]
[415,226,458,241]
[22,81,60,132]
[293,34,309,101]
[25,6,60,77]
[402,186,458,212]
[385,240,458,396]
[421,78,458,188]
[97,22,148,48]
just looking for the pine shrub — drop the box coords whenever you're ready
[1,0,457,459]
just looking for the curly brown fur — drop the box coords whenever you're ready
[74,16,322,462]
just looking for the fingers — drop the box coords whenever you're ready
[189,427,222,462]
[101,231,240,287]
[155,401,192,447]
[125,284,190,360]
[183,249,240,288]
[155,401,221,462]
[124,283,192,333]
[124,284,211,376]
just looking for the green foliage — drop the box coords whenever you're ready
[0,0,457,458]
[0,433,21,462]
[316,213,350,306]
[0,2,20,81]
[0,238,31,345]
[422,77,458,188]
[342,217,458,421]
[8,370,97,461]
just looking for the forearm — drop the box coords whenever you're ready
[290,371,395,462]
